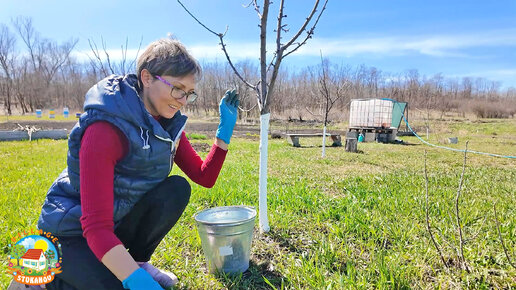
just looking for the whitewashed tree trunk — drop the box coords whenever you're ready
[258,113,270,232]
[322,125,327,157]
[176,0,329,234]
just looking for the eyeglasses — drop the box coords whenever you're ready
[154,75,198,103]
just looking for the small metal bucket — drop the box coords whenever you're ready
[194,206,256,274]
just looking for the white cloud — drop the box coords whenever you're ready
[71,29,516,68]
[18,237,36,250]
[485,69,516,77]
[299,29,516,58]
[181,28,516,60]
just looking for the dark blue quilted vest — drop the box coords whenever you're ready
[38,74,187,236]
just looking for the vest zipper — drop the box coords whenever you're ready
[154,122,187,172]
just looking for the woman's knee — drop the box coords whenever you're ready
[146,175,191,210]
[166,175,191,205]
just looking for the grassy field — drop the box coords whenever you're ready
[1,117,515,289]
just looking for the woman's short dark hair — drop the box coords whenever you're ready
[136,38,202,87]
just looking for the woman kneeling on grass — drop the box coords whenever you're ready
[37,38,239,289]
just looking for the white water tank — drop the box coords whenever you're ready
[349,99,393,128]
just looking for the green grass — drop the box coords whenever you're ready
[186,133,208,140]
[1,118,515,289]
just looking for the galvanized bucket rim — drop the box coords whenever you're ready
[194,205,256,226]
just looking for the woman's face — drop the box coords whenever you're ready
[141,70,196,119]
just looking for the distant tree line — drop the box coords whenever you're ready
[1,17,515,120]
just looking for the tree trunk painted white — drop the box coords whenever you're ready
[258,113,271,232]
[322,125,327,157]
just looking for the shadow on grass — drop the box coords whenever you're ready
[213,261,287,289]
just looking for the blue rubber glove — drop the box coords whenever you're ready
[122,268,163,290]
[216,89,239,144]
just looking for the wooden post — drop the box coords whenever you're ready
[345,137,358,153]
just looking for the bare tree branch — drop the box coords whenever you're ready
[218,34,257,90]
[120,37,128,74]
[43,38,78,85]
[494,203,516,269]
[283,1,328,58]
[177,0,221,36]
[281,0,321,49]
[435,221,460,260]
[267,0,327,113]
[464,215,487,243]
[243,0,262,18]
[305,106,322,117]
[0,24,16,80]
[87,39,109,77]
[455,141,469,271]
[176,0,257,93]
[0,24,16,115]
[101,36,115,75]
[424,150,449,269]
[238,102,259,112]
[12,17,38,71]
[128,36,144,73]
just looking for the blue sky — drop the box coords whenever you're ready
[1,0,516,89]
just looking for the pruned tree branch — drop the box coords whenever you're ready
[424,150,449,269]
[494,203,516,269]
[15,123,39,141]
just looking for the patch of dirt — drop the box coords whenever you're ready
[190,142,211,152]
[0,120,77,131]
[0,119,341,138]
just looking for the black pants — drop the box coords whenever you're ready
[46,175,191,290]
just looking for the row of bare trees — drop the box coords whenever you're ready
[1,17,515,119]
[192,61,516,121]
[0,17,138,115]
[0,17,87,114]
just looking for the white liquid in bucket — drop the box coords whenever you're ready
[195,206,256,274]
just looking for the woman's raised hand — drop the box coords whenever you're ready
[215,89,240,144]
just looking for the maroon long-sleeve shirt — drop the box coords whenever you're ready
[79,121,227,260]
